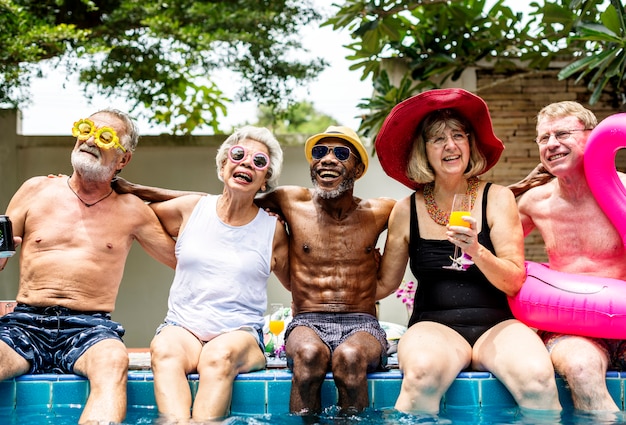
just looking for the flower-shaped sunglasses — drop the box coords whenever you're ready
[72,118,127,153]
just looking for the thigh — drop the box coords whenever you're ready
[336,331,384,371]
[398,321,471,373]
[200,330,265,374]
[73,338,128,378]
[285,326,330,370]
[151,325,203,373]
[472,319,551,373]
[0,339,30,379]
[546,333,610,373]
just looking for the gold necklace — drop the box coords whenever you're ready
[423,176,479,226]
[67,176,113,207]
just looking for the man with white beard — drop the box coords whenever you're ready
[257,126,395,415]
[0,109,176,424]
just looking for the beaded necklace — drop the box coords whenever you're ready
[423,176,480,226]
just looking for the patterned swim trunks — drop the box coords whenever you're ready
[285,312,388,370]
[0,303,125,374]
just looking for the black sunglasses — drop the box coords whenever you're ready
[311,145,355,162]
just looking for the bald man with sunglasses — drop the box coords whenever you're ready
[0,109,176,424]
[111,125,396,416]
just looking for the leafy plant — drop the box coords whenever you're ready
[0,0,326,134]
[325,0,624,142]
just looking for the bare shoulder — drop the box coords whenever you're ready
[22,174,65,190]
[485,182,515,201]
[517,179,553,204]
[360,196,396,213]
[392,194,412,214]
[516,179,555,216]
[272,185,312,202]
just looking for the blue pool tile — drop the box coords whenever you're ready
[606,377,622,410]
[127,380,156,409]
[128,371,154,382]
[321,379,338,408]
[479,377,516,408]
[444,378,480,408]
[16,381,51,408]
[231,381,266,414]
[267,380,291,413]
[237,369,279,380]
[51,380,88,406]
[371,379,401,409]
[555,377,574,410]
[0,381,15,408]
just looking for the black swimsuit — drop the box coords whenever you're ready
[408,183,514,346]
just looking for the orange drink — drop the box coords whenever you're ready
[449,211,471,227]
[269,320,284,336]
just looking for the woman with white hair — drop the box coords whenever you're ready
[148,126,289,422]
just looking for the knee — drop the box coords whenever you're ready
[514,361,557,400]
[290,341,328,366]
[399,356,443,391]
[82,343,128,380]
[554,351,603,383]
[332,345,366,375]
[197,347,237,379]
[150,338,177,367]
[289,343,329,381]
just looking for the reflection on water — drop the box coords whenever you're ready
[2,406,626,425]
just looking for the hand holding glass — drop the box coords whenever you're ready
[443,194,472,271]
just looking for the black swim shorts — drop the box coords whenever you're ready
[0,303,125,374]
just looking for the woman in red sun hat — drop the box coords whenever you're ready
[375,89,562,415]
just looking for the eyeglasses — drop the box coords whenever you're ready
[310,145,355,161]
[535,129,589,145]
[228,145,270,170]
[427,132,469,147]
[72,118,127,153]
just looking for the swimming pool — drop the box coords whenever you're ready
[1,368,625,424]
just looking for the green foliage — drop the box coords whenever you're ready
[325,0,625,142]
[0,0,327,134]
[249,101,337,136]
[558,0,626,104]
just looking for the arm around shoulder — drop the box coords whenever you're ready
[271,219,290,291]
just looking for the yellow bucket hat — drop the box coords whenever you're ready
[304,126,369,177]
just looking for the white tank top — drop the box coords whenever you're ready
[164,194,277,341]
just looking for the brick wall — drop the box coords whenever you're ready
[475,68,626,261]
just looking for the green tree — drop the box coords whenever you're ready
[0,0,326,134]
[249,101,337,135]
[325,0,625,141]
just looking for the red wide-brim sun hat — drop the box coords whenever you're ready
[375,88,504,190]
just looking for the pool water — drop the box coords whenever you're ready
[3,406,626,425]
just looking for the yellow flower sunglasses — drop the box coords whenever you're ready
[72,118,127,153]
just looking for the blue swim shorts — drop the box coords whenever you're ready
[0,303,125,374]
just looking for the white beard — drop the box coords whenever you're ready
[312,177,355,199]
[71,149,116,183]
